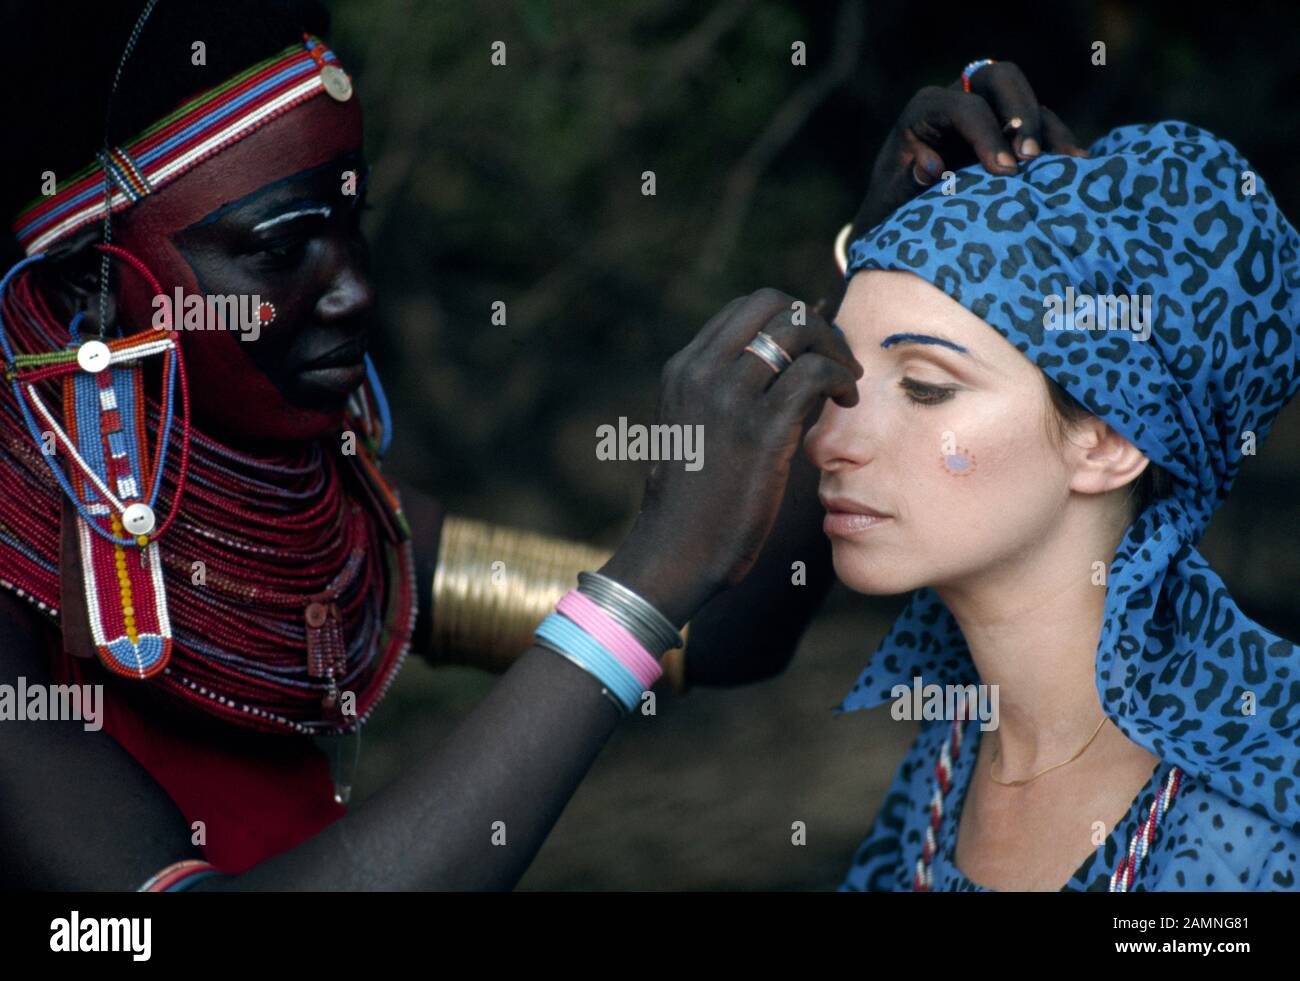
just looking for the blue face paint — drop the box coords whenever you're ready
[880,332,969,355]
[942,451,973,475]
[836,121,1300,842]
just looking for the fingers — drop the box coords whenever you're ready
[688,293,752,353]
[735,302,862,388]
[938,90,1019,176]
[965,61,1043,160]
[907,85,1014,176]
[908,138,946,187]
[765,352,861,421]
[1040,106,1089,157]
[696,288,796,360]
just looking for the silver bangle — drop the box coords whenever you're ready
[578,570,682,652]
[575,578,668,656]
[577,570,683,653]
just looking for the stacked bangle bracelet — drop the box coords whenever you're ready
[533,572,684,714]
[137,859,221,892]
[576,571,683,652]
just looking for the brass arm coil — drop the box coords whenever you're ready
[430,514,688,692]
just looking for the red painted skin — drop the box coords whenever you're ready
[110,93,365,443]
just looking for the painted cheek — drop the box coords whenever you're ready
[942,446,977,476]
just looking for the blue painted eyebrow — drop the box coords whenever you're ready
[880,332,969,355]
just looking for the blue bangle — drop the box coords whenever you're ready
[535,613,644,712]
[165,870,222,891]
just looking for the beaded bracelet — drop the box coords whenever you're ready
[961,58,998,94]
[137,859,221,892]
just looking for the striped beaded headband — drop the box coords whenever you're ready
[12,33,353,256]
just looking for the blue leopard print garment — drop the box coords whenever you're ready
[836,121,1300,891]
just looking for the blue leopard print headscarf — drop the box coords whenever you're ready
[837,121,1300,834]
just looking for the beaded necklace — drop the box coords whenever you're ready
[0,258,415,736]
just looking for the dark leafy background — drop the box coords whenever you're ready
[324,0,1300,889]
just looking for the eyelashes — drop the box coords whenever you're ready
[899,377,957,407]
[254,239,308,268]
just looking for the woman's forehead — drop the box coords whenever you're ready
[844,272,989,342]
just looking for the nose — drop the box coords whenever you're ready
[803,379,874,473]
[315,239,376,325]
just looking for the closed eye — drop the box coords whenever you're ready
[249,230,314,269]
[900,377,956,406]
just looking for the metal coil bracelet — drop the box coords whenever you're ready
[429,514,688,692]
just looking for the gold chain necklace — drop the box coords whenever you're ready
[989,715,1108,787]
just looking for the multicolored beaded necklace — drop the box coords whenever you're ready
[0,253,416,736]
[916,710,1183,892]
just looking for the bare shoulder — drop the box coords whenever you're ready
[0,589,199,889]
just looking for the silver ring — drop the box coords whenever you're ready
[743,331,794,376]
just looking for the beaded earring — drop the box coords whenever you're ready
[0,244,190,679]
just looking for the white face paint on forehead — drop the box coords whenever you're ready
[251,205,334,233]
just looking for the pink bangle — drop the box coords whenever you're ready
[137,858,220,892]
[556,589,662,690]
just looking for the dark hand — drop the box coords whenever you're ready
[850,61,1088,238]
[601,289,861,626]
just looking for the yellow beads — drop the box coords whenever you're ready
[110,515,139,645]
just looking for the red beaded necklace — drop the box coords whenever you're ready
[0,261,416,735]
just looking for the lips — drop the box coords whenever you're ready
[820,494,893,537]
[300,337,368,372]
[295,337,369,398]
[820,495,890,518]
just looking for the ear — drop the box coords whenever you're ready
[41,224,119,336]
[1064,416,1150,496]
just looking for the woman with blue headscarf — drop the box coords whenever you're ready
[816,117,1300,891]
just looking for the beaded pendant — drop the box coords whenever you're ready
[0,246,188,680]
[62,333,177,678]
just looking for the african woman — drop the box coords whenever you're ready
[0,3,1081,890]
[822,85,1300,890]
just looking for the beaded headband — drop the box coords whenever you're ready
[12,33,353,256]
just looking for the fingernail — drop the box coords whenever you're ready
[1007,116,1023,130]
[996,151,1016,169]
[924,157,942,175]
[1020,137,1040,157]
[912,163,934,186]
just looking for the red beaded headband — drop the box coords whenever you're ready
[12,33,353,256]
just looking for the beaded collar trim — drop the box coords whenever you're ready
[12,34,351,255]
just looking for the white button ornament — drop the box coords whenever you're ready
[77,340,111,373]
[321,65,353,102]
[122,502,156,537]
